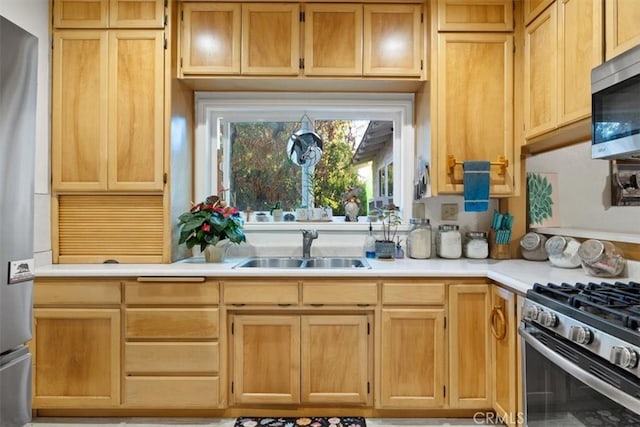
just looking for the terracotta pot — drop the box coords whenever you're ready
[203,241,229,263]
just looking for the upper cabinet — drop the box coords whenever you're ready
[54,0,165,28]
[523,0,554,25]
[179,2,425,79]
[437,0,513,31]
[52,30,165,192]
[304,4,363,76]
[523,0,602,141]
[605,0,640,60]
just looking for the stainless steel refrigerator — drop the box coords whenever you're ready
[0,15,37,427]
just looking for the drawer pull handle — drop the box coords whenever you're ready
[232,303,246,307]
[278,304,292,307]
[357,304,370,307]
[310,303,324,307]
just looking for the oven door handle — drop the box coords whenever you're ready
[519,325,640,415]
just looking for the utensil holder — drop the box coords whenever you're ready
[489,229,511,260]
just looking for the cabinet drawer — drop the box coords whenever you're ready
[125,342,218,374]
[223,281,299,305]
[124,376,219,408]
[125,279,218,305]
[302,281,377,305]
[382,282,445,305]
[125,308,219,339]
[34,278,121,305]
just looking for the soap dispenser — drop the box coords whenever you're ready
[364,222,376,259]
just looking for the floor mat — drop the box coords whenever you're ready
[234,417,366,427]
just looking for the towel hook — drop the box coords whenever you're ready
[447,155,509,176]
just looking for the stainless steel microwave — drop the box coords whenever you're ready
[591,43,640,160]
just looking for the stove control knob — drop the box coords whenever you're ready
[539,311,558,328]
[569,326,593,345]
[523,305,541,321]
[610,347,639,369]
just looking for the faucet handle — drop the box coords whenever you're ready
[302,229,318,238]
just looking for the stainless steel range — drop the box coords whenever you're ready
[520,281,640,426]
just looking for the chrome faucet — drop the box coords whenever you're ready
[301,229,318,258]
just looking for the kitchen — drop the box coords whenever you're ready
[0,0,639,426]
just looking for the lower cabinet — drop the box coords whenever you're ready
[230,313,372,406]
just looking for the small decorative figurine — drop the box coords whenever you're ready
[342,187,361,222]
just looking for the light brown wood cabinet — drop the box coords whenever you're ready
[51,29,165,191]
[490,286,518,427]
[605,0,640,60]
[523,0,554,25]
[437,0,513,31]
[431,32,515,195]
[54,0,165,28]
[523,0,603,141]
[448,283,492,409]
[32,279,121,408]
[179,2,424,78]
[230,313,371,406]
[123,278,221,408]
[378,281,446,409]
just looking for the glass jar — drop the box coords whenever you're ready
[544,235,581,268]
[464,231,489,259]
[577,239,626,277]
[406,218,432,259]
[520,232,548,261]
[437,224,462,259]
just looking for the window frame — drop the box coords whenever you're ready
[194,92,415,226]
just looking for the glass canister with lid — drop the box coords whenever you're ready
[464,231,489,259]
[519,232,548,261]
[437,224,462,259]
[544,235,581,268]
[406,218,432,259]
[577,239,626,277]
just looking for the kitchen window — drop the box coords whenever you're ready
[194,92,415,225]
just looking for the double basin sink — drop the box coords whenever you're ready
[233,256,371,269]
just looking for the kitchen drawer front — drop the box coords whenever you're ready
[302,281,378,305]
[382,282,445,305]
[125,279,219,305]
[124,376,219,408]
[223,281,299,305]
[125,342,218,374]
[125,308,219,339]
[34,278,121,305]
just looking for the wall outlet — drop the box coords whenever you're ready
[441,203,458,221]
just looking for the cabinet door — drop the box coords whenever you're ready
[363,4,423,77]
[109,0,165,28]
[491,286,518,427]
[301,315,370,405]
[435,33,514,195]
[558,0,603,126]
[379,309,445,408]
[304,4,363,76]
[53,0,109,28]
[52,31,109,191]
[231,315,300,405]
[524,3,557,138]
[180,2,241,75]
[32,308,120,408]
[437,0,513,31]
[605,0,640,60]
[108,30,164,191]
[449,284,491,409]
[523,0,554,25]
[241,3,300,75]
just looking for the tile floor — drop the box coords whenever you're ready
[28,418,489,427]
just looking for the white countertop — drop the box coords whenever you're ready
[36,258,640,295]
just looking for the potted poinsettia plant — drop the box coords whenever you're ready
[178,195,246,262]
[374,203,401,259]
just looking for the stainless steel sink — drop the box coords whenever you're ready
[233,257,370,269]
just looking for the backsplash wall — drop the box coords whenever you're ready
[526,140,640,235]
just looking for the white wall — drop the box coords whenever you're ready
[526,140,640,235]
[1,1,51,266]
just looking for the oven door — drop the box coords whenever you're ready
[520,322,640,427]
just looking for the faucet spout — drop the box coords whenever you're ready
[301,229,318,258]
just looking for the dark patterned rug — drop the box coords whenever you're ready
[234,417,366,427]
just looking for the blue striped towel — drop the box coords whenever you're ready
[463,161,490,212]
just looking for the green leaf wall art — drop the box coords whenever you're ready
[527,172,559,227]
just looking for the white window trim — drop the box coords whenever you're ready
[194,92,415,226]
